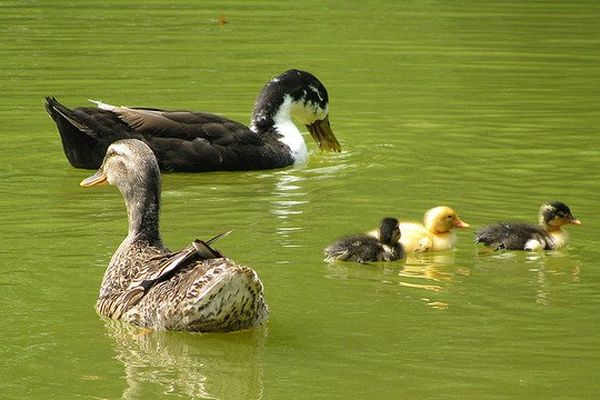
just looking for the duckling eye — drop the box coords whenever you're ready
[446,215,453,220]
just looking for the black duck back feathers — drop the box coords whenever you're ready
[45,96,293,172]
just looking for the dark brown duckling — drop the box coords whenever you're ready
[324,218,405,263]
[475,201,581,251]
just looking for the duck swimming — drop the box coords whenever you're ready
[80,139,268,332]
[394,206,470,253]
[45,69,341,172]
[324,218,405,263]
[474,201,581,251]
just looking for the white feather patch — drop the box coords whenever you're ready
[89,99,118,111]
[272,95,308,164]
[524,239,545,251]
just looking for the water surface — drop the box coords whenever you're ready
[1,1,599,399]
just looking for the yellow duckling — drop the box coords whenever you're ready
[371,206,469,253]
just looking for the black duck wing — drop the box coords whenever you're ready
[475,222,550,250]
[116,107,293,171]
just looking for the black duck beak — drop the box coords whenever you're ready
[306,115,341,152]
[80,169,108,187]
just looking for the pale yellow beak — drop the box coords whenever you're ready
[453,218,470,228]
[80,169,108,187]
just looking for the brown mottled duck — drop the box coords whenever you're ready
[80,139,268,331]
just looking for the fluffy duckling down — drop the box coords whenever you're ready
[475,201,581,251]
[324,217,405,263]
[370,206,469,253]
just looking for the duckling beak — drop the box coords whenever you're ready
[569,217,582,225]
[453,218,470,228]
[306,115,341,152]
[80,169,108,187]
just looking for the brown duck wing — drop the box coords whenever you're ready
[112,107,294,171]
[115,107,257,144]
[120,236,228,312]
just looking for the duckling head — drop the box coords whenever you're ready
[423,206,470,234]
[379,217,401,246]
[251,69,341,152]
[539,201,581,230]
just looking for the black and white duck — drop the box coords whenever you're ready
[474,201,581,251]
[324,218,405,263]
[80,139,268,331]
[45,69,340,172]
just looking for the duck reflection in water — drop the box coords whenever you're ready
[399,252,470,301]
[103,320,266,400]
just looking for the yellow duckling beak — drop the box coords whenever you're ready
[453,218,470,228]
[306,115,341,152]
[569,218,582,225]
[80,169,108,187]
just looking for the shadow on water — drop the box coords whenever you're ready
[103,320,267,400]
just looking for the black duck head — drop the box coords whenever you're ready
[539,201,581,229]
[251,69,341,152]
[379,217,401,246]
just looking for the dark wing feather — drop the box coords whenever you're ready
[45,97,133,168]
[475,222,550,250]
[114,108,259,143]
[45,97,293,171]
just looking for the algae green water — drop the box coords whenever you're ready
[1,1,599,399]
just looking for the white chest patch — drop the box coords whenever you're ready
[273,96,308,164]
[524,239,545,251]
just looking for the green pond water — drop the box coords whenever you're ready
[1,0,599,399]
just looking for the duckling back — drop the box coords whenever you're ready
[324,234,404,263]
[475,223,552,251]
